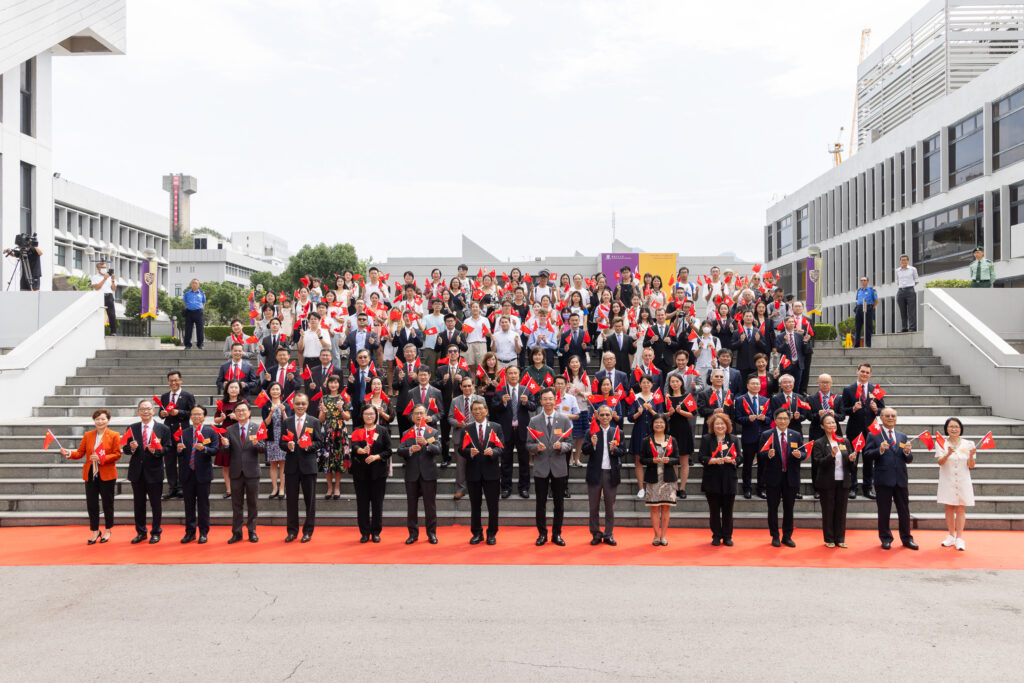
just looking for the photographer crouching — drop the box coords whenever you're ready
[90,260,118,336]
[3,233,43,291]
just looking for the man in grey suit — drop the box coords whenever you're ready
[527,387,573,546]
[447,377,477,500]
[398,404,441,544]
[220,402,265,544]
[281,393,323,543]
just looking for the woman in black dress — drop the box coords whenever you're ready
[699,412,742,546]
[664,373,695,499]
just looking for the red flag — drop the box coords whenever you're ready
[752,263,762,273]
[401,428,417,443]
[760,435,773,452]
[152,395,164,408]
[43,429,59,450]
[286,392,295,409]
[867,420,882,435]
[311,390,323,402]
[476,365,486,380]
[282,429,296,443]
[173,426,183,441]
[590,416,600,435]
[462,323,474,334]
[149,432,162,450]
[254,390,269,408]
[797,399,812,411]
[427,397,438,414]
[488,430,503,448]
[724,391,733,407]
[120,430,132,447]
[453,405,467,423]
[300,276,310,288]
[934,433,947,451]
[687,329,697,342]
[300,365,313,380]
[916,430,934,450]
[979,431,995,450]
[245,335,259,344]
[249,309,260,320]
[624,389,637,405]
[211,426,227,435]
[871,385,886,400]
[543,372,554,386]
[613,426,621,444]
[459,430,472,449]
[742,399,753,416]
[255,422,268,441]
[298,431,312,448]
[852,433,866,451]
[424,326,438,335]
[682,394,698,412]
[402,401,415,416]
[779,355,791,369]
[527,427,544,440]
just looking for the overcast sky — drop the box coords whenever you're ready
[52,0,925,262]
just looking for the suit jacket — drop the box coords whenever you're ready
[69,428,122,481]
[349,424,391,481]
[307,364,340,401]
[122,421,171,485]
[603,332,634,373]
[697,386,734,420]
[489,384,537,442]
[177,424,219,484]
[342,330,380,359]
[399,384,444,430]
[641,323,676,369]
[397,426,441,482]
[733,393,771,444]
[639,437,680,483]
[159,390,195,432]
[767,392,808,432]
[698,433,742,495]
[760,428,806,488]
[346,365,378,406]
[432,360,468,407]
[225,421,264,479]
[526,411,573,478]
[434,328,468,354]
[264,363,300,396]
[705,367,743,397]
[594,368,629,395]
[807,391,845,441]
[217,360,258,396]
[864,429,913,488]
[260,333,290,369]
[458,421,504,482]
[280,415,323,476]
[664,367,703,395]
[730,327,770,372]
[392,326,423,351]
[842,382,885,438]
[810,436,855,489]
[559,328,589,364]
[581,425,625,486]
[774,329,811,368]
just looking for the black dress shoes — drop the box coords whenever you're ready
[743,490,752,499]
[441,458,451,468]
[813,491,820,500]
[198,535,208,544]
[228,533,243,544]
[552,535,566,546]
[771,537,782,547]
[301,534,312,543]
[536,534,547,546]
[285,533,297,543]
[564,490,571,499]
[405,536,417,545]
[782,538,796,548]
[180,533,195,544]
[486,536,496,545]
[881,540,892,550]
[865,488,877,500]
[162,492,173,500]
[757,491,767,500]
[903,540,919,550]
[711,537,721,546]
[359,534,370,543]
[603,536,617,546]
[678,490,687,499]
[131,533,147,544]
[795,492,804,500]
[427,534,438,544]
[248,531,259,543]
[469,534,483,545]
[848,489,857,500]
[501,489,511,499]
[723,539,734,547]
[371,534,381,543]
[148,534,161,544]
[591,535,602,546]
[519,490,529,499]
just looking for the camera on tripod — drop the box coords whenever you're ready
[4,232,39,259]
[4,232,41,291]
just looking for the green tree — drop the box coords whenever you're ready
[250,270,285,297]
[251,243,361,293]
[200,281,250,324]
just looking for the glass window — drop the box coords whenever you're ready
[796,206,809,248]
[912,197,984,275]
[922,134,940,199]
[20,162,33,233]
[949,111,983,188]
[73,249,83,270]
[55,244,66,267]
[19,58,33,136]
[994,86,1024,171]
[777,215,793,258]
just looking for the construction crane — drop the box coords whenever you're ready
[830,29,871,167]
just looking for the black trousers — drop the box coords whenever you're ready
[183,309,205,348]
[741,442,763,493]
[85,475,115,531]
[797,358,812,395]
[468,479,500,537]
[286,473,317,536]
[766,483,797,539]
[587,471,617,537]
[817,485,850,544]
[854,307,874,347]
[501,433,531,494]
[439,420,451,462]
[230,474,259,535]
[896,287,917,332]
[131,480,162,535]
[103,293,118,334]
[876,484,912,543]
[354,476,386,535]
[182,478,211,535]
[706,492,735,541]
[535,474,567,536]
[405,478,437,537]
[164,450,182,494]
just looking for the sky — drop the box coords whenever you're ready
[51,0,926,263]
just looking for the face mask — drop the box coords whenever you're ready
[702,328,711,335]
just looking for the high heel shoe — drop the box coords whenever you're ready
[100,531,111,543]
[87,531,100,545]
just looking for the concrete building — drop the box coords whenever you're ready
[230,230,290,271]
[0,0,126,291]
[764,0,1024,333]
[52,176,169,301]
[169,238,287,296]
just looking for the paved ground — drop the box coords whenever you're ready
[1,564,1020,681]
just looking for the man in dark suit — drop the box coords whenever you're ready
[220,402,265,543]
[432,344,468,467]
[697,369,733,434]
[603,317,634,373]
[762,409,806,547]
[346,349,378,408]
[773,316,811,398]
[459,396,503,545]
[159,370,195,500]
[217,343,258,397]
[864,407,917,550]
[258,318,289,370]
[264,347,299,396]
[176,405,219,544]
[489,365,537,499]
[433,314,468,355]
[581,405,625,545]
[305,348,338,412]
[642,308,676,372]
[392,311,423,353]
[842,362,884,500]
[123,399,171,544]
[399,367,443,435]
[705,349,743,397]
[767,374,808,437]
[392,344,422,407]
[730,310,769,378]
[558,313,590,372]
[734,375,770,499]
[397,404,440,544]
[341,313,381,359]
[594,351,629,396]
[280,393,322,543]
[807,373,845,499]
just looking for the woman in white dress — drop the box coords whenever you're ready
[935,417,976,551]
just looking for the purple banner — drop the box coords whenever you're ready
[600,253,639,286]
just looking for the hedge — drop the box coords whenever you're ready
[836,316,856,338]
[814,323,837,341]
[925,279,972,288]
[203,325,256,342]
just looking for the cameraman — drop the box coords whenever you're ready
[4,233,42,291]
[90,260,118,335]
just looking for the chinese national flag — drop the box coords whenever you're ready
[589,416,600,435]
[152,395,164,408]
[462,431,473,449]
[867,420,882,435]
[488,430,503,448]
[613,426,621,444]
[173,426,183,441]
[760,435,772,452]
[527,427,544,440]
[916,430,935,450]
[301,365,313,380]
[427,398,438,414]
[453,406,467,423]
[462,323,474,334]
[249,309,260,320]
[934,433,946,451]
[254,390,270,408]
[797,399,812,411]
[120,430,132,447]
[979,431,996,450]
[43,429,58,450]
[683,394,698,412]
[687,329,697,342]
[402,401,415,416]
[311,390,323,402]
[401,428,416,443]
[752,263,762,273]
[851,433,866,451]
[245,335,259,344]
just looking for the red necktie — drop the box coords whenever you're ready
[191,429,201,470]
[478,424,484,445]
[279,369,285,384]
[240,425,246,442]
[421,387,427,404]
[780,432,787,470]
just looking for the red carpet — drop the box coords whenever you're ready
[0,526,1021,569]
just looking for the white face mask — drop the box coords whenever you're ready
[702,328,711,335]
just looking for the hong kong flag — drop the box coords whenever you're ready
[867,420,882,435]
[851,433,866,451]
[979,431,996,450]
[683,394,698,412]
[488,430,503,449]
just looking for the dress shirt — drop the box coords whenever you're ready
[90,273,115,295]
[969,259,995,282]
[855,287,878,306]
[422,313,445,347]
[492,329,520,361]
[464,316,489,343]
[829,437,843,480]
[182,289,206,310]
[894,266,919,288]
[601,427,611,470]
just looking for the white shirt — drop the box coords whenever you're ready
[91,272,114,295]
[557,394,580,417]
[492,329,520,360]
[601,427,612,470]
[895,266,919,288]
[363,281,388,304]
[463,316,489,343]
[301,327,330,358]
[829,437,844,480]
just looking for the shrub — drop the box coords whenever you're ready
[204,325,255,342]
[836,317,856,338]
[160,336,183,346]
[814,323,837,341]
[925,279,972,288]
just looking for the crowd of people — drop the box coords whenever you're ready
[60,263,981,552]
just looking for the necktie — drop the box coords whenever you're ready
[240,424,246,442]
[617,334,622,347]
[478,423,484,445]
[718,390,723,406]
[170,392,177,407]
[546,415,553,437]
[788,333,797,359]
[862,384,868,402]
[747,328,752,341]
[421,387,427,405]
[780,431,787,470]
[297,418,303,441]
[359,370,366,402]
[279,368,285,384]
[234,364,240,380]
[888,430,895,446]
[141,425,149,448]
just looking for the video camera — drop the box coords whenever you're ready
[4,232,39,259]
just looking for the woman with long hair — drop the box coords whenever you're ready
[213,379,244,498]
[641,413,679,545]
[260,381,291,500]
[319,374,352,501]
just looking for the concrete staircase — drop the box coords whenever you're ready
[2,340,1023,530]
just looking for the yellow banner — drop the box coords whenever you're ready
[637,252,677,288]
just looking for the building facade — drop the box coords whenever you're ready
[230,230,290,271]
[169,241,288,296]
[0,0,126,291]
[765,0,1024,333]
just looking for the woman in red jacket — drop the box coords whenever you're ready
[61,408,122,544]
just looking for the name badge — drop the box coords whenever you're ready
[790,442,799,448]
[561,405,570,412]
[553,429,563,436]
[839,444,847,451]
[426,437,435,444]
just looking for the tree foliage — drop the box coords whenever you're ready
[122,286,185,321]
[250,242,362,295]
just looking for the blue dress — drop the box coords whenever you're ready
[629,396,657,455]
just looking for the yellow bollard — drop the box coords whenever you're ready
[843,333,853,349]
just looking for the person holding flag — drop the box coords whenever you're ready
[349,403,392,543]
[222,402,266,544]
[459,396,504,545]
[527,387,574,546]
[640,414,680,546]
[280,393,323,543]
[397,405,441,544]
[176,405,219,544]
[864,407,917,550]
[123,399,172,545]
[935,417,977,551]
[448,377,477,501]
[490,365,537,500]
[842,362,884,500]
[699,413,742,546]
[629,374,661,501]
[761,409,806,548]
[734,375,770,499]
[60,408,121,545]
[664,373,696,499]
[811,414,856,548]
[582,405,624,546]
[158,370,195,501]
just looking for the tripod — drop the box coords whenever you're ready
[4,251,32,291]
